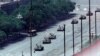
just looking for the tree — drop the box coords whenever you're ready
[0,10,25,34]
[0,30,6,40]
[0,0,76,33]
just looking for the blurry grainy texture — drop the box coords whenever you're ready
[0,0,100,56]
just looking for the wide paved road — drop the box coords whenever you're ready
[0,0,100,56]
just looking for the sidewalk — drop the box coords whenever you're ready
[74,39,100,56]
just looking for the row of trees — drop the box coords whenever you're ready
[15,0,76,30]
[0,10,25,45]
[0,0,75,45]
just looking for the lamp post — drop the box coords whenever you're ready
[29,30,33,56]
[29,0,33,56]
[95,11,97,39]
[29,0,37,55]
[71,19,78,56]
[89,0,91,44]
[63,24,66,56]
[94,8,100,39]
[79,15,86,51]
[86,0,93,44]
[57,24,66,56]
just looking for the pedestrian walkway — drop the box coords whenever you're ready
[74,39,100,56]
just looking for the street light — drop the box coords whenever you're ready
[28,0,37,55]
[71,19,78,56]
[87,0,93,44]
[29,0,34,56]
[79,15,86,51]
[94,8,100,39]
[95,8,100,12]
[57,24,66,56]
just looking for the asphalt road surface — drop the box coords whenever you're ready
[0,0,100,56]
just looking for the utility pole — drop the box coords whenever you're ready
[71,19,78,56]
[79,15,86,51]
[29,0,33,56]
[89,0,91,44]
[64,24,66,56]
[57,24,66,56]
[95,11,97,39]
[72,23,75,56]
